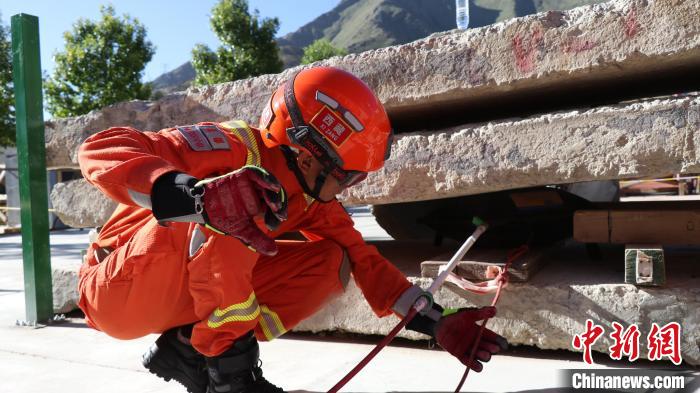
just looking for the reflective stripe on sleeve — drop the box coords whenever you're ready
[127,189,152,209]
[219,120,262,167]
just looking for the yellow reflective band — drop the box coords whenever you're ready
[303,194,315,211]
[259,318,274,341]
[207,292,261,329]
[258,305,286,341]
[220,120,262,167]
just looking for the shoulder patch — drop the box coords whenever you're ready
[176,125,231,151]
[176,125,212,151]
[198,124,231,150]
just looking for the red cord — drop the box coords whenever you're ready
[327,307,420,393]
[327,244,529,393]
[453,244,529,392]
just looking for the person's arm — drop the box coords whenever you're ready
[78,124,247,209]
[299,201,412,317]
[300,201,507,371]
[79,124,286,255]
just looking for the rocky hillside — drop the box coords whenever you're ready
[151,0,605,94]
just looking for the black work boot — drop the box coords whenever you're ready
[142,325,208,393]
[206,331,285,393]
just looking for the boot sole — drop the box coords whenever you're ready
[142,341,207,393]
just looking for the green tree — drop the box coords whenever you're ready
[0,17,14,146]
[301,39,348,65]
[192,0,283,86]
[45,6,154,118]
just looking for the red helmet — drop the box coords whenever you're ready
[259,67,393,188]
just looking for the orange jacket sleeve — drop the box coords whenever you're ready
[78,124,248,208]
[299,200,412,317]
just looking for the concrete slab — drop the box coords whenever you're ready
[295,236,700,366]
[44,0,700,169]
[51,93,700,227]
[342,94,700,205]
[50,180,116,229]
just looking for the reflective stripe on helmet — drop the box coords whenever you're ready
[315,90,364,132]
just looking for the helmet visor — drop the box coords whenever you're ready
[330,168,367,188]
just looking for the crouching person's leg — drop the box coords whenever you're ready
[78,217,198,338]
[186,226,285,393]
[78,218,206,392]
[251,239,350,341]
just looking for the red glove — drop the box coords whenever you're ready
[195,166,287,256]
[434,306,508,372]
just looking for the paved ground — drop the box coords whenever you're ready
[1,208,697,392]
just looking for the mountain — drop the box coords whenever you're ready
[151,0,605,94]
[276,0,457,67]
[150,61,196,96]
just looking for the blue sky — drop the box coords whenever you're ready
[1,1,339,81]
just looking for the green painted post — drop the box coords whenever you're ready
[11,14,53,324]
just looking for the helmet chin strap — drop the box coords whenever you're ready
[281,71,339,204]
[280,146,334,203]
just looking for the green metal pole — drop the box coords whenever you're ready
[11,14,53,324]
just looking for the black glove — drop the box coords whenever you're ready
[150,169,287,256]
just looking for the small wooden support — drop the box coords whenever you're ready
[624,244,666,287]
[421,246,549,284]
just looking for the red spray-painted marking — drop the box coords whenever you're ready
[512,27,543,73]
[624,7,640,38]
[562,37,597,54]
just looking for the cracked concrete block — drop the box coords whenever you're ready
[50,179,117,228]
[52,263,80,314]
[45,0,700,168]
[50,96,700,227]
[342,95,700,205]
[295,245,700,366]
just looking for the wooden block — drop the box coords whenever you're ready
[421,247,548,283]
[611,210,700,245]
[575,209,700,245]
[624,245,666,286]
[574,210,609,243]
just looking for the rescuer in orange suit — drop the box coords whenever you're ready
[77,67,508,393]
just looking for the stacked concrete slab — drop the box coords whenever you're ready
[48,238,700,365]
[295,245,700,365]
[44,0,700,364]
[54,94,700,227]
[49,0,700,225]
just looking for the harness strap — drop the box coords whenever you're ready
[283,73,335,203]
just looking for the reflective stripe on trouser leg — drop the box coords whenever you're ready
[207,292,261,329]
[251,240,347,342]
[257,305,287,341]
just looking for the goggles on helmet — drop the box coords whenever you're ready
[286,124,367,188]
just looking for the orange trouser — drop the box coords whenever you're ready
[78,217,348,357]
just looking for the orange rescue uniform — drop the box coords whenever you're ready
[77,120,412,357]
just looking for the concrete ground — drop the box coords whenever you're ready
[1,208,698,393]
